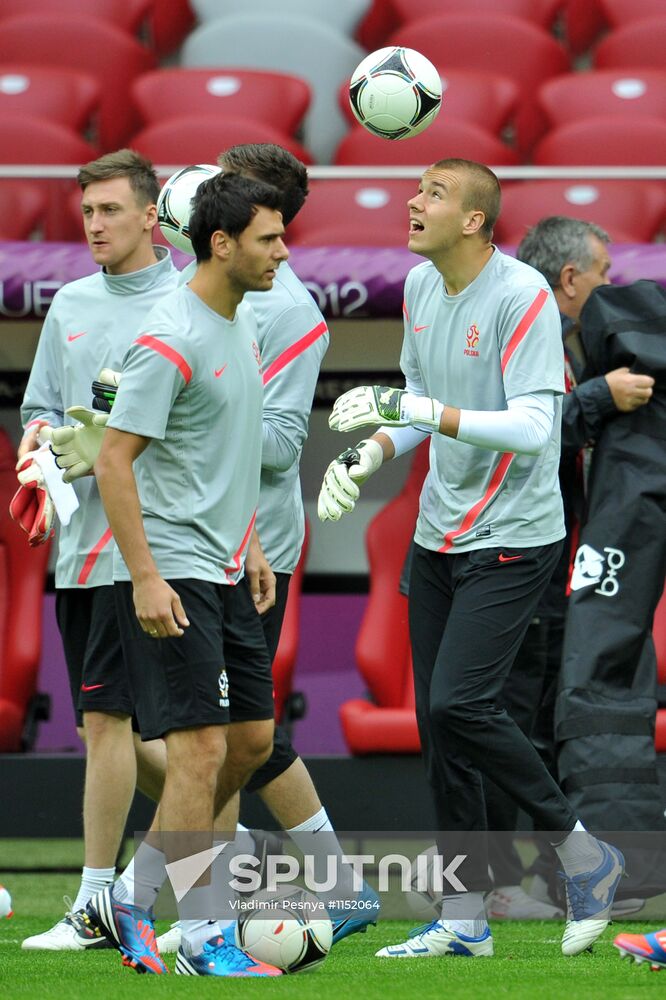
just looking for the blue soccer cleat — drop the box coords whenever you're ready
[175,935,282,976]
[376,919,494,958]
[560,840,625,956]
[614,928,666,970]
[327,880,381,945]
[86,884,168,974]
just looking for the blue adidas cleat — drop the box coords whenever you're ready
[175,935,282,976]
[614,928,666,970]
[560,840,625,956]
[376,919,494,958]
[327,881,381,945]
[86,884,168,974]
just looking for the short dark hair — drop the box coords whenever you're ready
[431,158,501,240]
[517,216,610,288]
[217,143,308,227]
[189,172,283,262]
[77,148,160,206]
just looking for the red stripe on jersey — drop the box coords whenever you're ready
[225,510,257,579]
[439,452,515,553]
[262,320,328,386]
[500,288,549,375]
[402,299,410,323]
[135,334,192,384]
[77,527,113,585]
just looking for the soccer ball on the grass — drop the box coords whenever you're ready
[349,46,442,140]
[157,163,220,255]
[235,886,332,973]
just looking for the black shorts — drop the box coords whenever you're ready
[56,586,134,726]
[114,577,275,741]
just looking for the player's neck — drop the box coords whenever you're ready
[435,243,494,296]
[188,266,242,321]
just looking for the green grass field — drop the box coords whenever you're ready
[1,841,665,1000]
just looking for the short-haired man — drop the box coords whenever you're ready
[318,160,624,959]
[92,172,288,976]
[20,150,178,951]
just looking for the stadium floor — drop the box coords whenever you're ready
[2,841,666,999]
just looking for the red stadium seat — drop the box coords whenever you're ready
[272,523,309,727]
[130,115,313,166]
[0,15,155,149]
[335,119,520,166]
[564,0,608,55]
[651,588,666,750]
[132,68,311,138]
[539,70,666,129]
[0,181,49,240]
[391,0,562,30]
[533,116,666,166]
[495,180,666,245]
[600,0,666,29]
[0,65,99,136]
[339,69,519,139]
[388,14,570,155]
[0,0,153,35]
[288,178,414,246]
[149,0,194,56]
[340,444,430,755]
[0,429,51,752]
[357,0,401,49]
[594,19,666,71]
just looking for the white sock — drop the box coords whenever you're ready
[552,820,604,878]
[72,866,115,911]
[440,892,487,938]
[114,842,166,909]
[287,807,356,900]
[181,918,221,956]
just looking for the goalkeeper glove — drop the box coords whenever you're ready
[317,439,383,522]
[92,367,121,413]
[42,407,109,483]
[329,385,443,434]
[10,452,56,546]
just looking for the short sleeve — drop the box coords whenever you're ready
[499,286,565,399]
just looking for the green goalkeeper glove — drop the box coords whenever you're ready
[317,439,383,522]
[42,407,109,483]
[329,385,443,433]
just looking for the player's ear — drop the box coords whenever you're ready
[463,210,485,236]
[211,230,230,260]
[145,202,158,230]
[559,262,578,299]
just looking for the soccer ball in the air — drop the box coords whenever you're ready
[349,46,442,140]
[157,163,220,255]
[235,887,332,973]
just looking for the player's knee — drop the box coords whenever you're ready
[82,710,130,746]
[429,695,475,733]
[228,723,274,774]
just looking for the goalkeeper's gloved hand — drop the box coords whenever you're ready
[317,439,383,522]
[42,407,109,483]
[92,367,121,413]
[329,385,443,434]
[10,452,56,546]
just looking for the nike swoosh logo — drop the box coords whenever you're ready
[81,682,105,691]
[414,324,429,333]
[498,553,523,563]
[67,332,87,342]
[214,365,227,378]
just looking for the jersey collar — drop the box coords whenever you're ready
[101,245,174,296]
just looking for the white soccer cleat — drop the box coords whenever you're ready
[486,885,564,920]
[376,920,494,958]
[156,920,182,953]
[22,897,110,951]
[561,840,625,956]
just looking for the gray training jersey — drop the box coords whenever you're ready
[108,285,264,584]
[21,248,178,588]
[401,249,566,553]
[180,261,328,574]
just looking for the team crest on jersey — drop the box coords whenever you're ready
[464,324,480,357]
[218,669,229,708]
[252,340,263,373]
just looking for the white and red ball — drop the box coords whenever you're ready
[235,887,332,973]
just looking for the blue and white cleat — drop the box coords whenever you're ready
[376,919,494,958]
[86,884,168,974]
[614,928,666,970]
[328,881,381,945]
[175,935,282,976]
[560,840,625,956]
